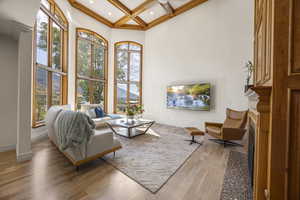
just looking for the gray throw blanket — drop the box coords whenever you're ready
[56,110,96,156]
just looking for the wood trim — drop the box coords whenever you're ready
[74,145,122,166]
[289,0,300,75]
[263,0,272,84]
[132,17,147,27]
[40,5,67,30]
[50,139,122,166]
[248,86,272,200]
[68,0,207,30]
[75,28,108,112]
[159,2,175,15]
[115,24,145,30]
[67,0,113,28]
[32,1,68,127]
[146,0,208,30]
[267,0,290,199]
[287,90,300,200]
[113,41,143,114]
[114,0,156,27]
[36,64,67,75]
[107,0,132,16]
[107,0,147,27]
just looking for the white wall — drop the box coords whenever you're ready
[0,35,18,151]
[0,0,40,27]
[143,0,253,129]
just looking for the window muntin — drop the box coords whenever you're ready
[76,28,108,110]
[33,0,68,127]
[114,41,142,113]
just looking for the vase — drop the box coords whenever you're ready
[126,115,135,124]
[135,114,143,120]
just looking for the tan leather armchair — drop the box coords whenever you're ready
[205,108,248,147]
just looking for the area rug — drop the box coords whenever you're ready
[102,123,201,193]
[220,151,252,200]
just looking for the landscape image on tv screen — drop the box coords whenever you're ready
[167,83,211,111]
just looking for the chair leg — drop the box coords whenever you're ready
[113,151,116,158]
[209,139,243,147]
[185,135,202,145]
[191,136,194,145]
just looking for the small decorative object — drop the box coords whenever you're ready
[125,104,144,124]
[244,60,254,92]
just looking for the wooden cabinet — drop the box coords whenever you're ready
[251,0,300,199]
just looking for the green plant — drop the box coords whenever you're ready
[126,104,144,116]
[245,60,254,86]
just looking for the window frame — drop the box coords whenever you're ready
[75,28,108,111]
[32,0,68,127]
[114,41,143,114]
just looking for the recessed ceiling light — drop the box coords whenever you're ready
[108,12,112,16]
[150,11,154,15]
[89,0,94,4]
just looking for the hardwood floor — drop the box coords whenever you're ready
[0,136,245,200]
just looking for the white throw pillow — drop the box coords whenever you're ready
[87,108,97,119]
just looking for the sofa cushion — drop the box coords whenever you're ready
[93,116,111,129]
[86,108,97,119]
[106,114,123,119]
[95,106,105,118]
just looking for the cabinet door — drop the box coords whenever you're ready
[287,1,300,199]
[268,0,300,199]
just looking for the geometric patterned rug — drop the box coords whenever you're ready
[220,151,253,200]
[103,123,201,193]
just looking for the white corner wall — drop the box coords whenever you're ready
[0,0,40,27]
[143,0,253,129]
[0,35,18,151]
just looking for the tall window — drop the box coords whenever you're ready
[76,28,108,110]
[114,41,143,113]
[33,0,68,127]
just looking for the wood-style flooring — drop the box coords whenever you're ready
[0,135,245,200]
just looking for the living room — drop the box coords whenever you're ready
[0,0,299,199]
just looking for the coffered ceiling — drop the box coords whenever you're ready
[67,0,208,30]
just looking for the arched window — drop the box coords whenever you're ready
[76,28,108,111]
[33,0,68,127]
[114,41,143,113]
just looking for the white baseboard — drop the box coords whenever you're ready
[0,144,16,152]
[17,151,33,162]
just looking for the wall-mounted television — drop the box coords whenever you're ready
[167,83,211,111]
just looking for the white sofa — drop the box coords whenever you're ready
[45,105,122,167]
[80,104,123,128]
